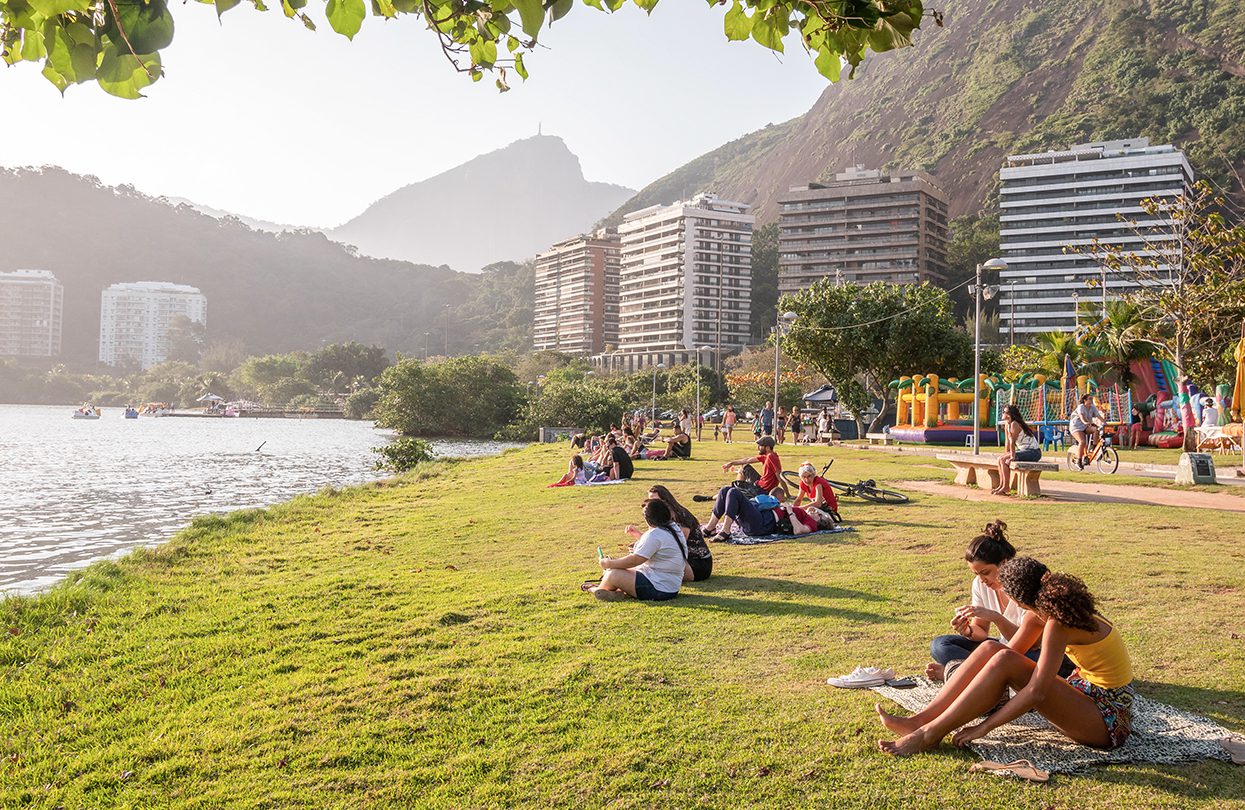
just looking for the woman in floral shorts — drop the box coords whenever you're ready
[876,554,1135,755]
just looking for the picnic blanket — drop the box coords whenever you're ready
[872,677,1237,777]
[706,524,855,546]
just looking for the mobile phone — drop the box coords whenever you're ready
[597,546,604,561]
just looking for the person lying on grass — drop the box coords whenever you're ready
[722,436,784,497]
[703,490,827,542]
[626,485,713,582]
[927,521,1073,682]
[878,556,1134,755]
[592,499,687,602]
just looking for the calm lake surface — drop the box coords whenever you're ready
[0,404,520,597]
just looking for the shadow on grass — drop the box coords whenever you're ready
[663,575,895,622]
[1133,680,1245,725]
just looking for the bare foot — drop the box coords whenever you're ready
[925,661,945,682]
[877,728,938,756]
[875,703,920,736]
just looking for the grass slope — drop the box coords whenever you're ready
[2,443,1244,808]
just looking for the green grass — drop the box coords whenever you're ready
[2,443,1244,808]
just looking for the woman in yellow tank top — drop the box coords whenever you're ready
[877,556,1134,756]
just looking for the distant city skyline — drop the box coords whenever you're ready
[1,3,827,227]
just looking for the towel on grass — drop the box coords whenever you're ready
[706,524,855,546]
[872,677,1235,777]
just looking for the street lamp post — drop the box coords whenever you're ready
[972,258,1008,455]
[1008,281,1016,347]
[695,345,712,441]
[773,311,798,415]
[443,304,451,355]
[652,362,665,422]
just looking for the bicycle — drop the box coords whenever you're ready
[780,459,910,505]
[1066,426,1120,474]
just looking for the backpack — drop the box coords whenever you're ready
[751,493,781,510]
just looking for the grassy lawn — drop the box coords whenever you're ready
[2,441,1243,808]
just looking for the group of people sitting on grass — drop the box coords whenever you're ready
[874,519,1134,755]
[586,437,843,601]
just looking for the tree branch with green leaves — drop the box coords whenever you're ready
[1,0,935,98]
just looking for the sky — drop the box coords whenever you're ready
[0,2,829,227]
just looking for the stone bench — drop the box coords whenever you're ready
[866,432,894,446]
[937,454,1059,497]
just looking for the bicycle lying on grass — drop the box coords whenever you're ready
[780,459,910,505]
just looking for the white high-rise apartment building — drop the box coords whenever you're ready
[0,269,63,357]
[612,194,753,372]
[533,229,620,356]
[99,281,207,369]
[998,138,1193,337]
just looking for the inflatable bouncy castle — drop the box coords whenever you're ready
[888,373,995,445]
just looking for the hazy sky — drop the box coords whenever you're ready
[1,3,829,226]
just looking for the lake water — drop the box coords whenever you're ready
[0,404,520,597]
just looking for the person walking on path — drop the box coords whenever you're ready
[760,403,774,437]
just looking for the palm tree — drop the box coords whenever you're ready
[1032,330,1102,379]
[1081,301,1161,387]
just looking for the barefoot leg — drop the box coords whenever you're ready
[901,641,1007,727]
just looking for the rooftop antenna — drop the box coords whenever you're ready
[538,122,542,136]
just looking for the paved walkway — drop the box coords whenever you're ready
[900,479,1245,512]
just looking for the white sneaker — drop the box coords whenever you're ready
[826,666,896,688]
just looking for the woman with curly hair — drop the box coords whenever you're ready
[877,556,1134,756]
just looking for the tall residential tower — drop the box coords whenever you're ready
[998,138,1193,337]
[533,229,620,356]
[611,194,753,372]
[777,167,949,294]
[99,281,207,369]
[0,269,63,357]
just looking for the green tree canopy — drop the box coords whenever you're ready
[371,356,524,438]
[781,281,972,432]
[2,0,932,98]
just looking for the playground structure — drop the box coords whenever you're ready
[889,374,994,445]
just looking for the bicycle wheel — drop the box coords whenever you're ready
[853,483,910,505]
[1095,446,1120,474]
[823,478,857,497]
[780,470,801,491]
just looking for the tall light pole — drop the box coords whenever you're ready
[695,345,712,441]
[1008,281,1016,347]
[972,258,1008,455]
[443,303,451,355]
[773,311,798,415]
[651,362,665,422]
[424,331,431,361]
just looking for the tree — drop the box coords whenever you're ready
[2,0,932,99]
[371,355,524,437]
[945,211,1001,321]
[505,380,623,439]
[165,315,206,365]
[1079,301,1161,388]
[750,222,780,340]
[1079,181,1245,386]
[781,281,972,434]
[307,342,389,392]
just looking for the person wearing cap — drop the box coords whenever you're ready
[721,436,784,496]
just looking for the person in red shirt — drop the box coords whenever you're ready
[792,461,839,515]
[722,436,784,497]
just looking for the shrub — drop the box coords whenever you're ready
[373,436,436,473]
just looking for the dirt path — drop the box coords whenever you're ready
[899,479,1245,513]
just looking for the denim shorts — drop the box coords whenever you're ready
[634,572,679,601]
[1014,448,1042,462]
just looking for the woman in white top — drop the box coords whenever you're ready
[592,499,687,602]
[1069,393,1102,469]
[926,520,1073,681]
[993,405,1042,496]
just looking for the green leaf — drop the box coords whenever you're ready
[326,0,365,39]
[722,0,751,41]
[814,47,841,82]
[372,0,395,18]
[43,21,96,85]
[510,0,543,38]
[105,0,176,53]
[548,0,571,22]
[215,0,242,16]
[26,0,88,18]
[513,50,528,79]
[749,9,786,52]
[469,36,496,67]
[96,44,161,99]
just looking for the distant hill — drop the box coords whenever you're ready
[329,135,635,271]
[0,168,531,361]
[612,0,1245,224]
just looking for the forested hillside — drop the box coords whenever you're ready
[614,0,1245,224]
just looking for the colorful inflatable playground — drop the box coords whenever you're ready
[887,351,1245,450]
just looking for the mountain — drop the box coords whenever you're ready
[164,197,299,234]
[329,135,635,271]
[613,0,1245,224]
[0,167,531,361]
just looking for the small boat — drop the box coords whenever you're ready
[124,407,139,419]
[72,405,101,420]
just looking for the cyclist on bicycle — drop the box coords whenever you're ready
[1069,393,1103,470]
